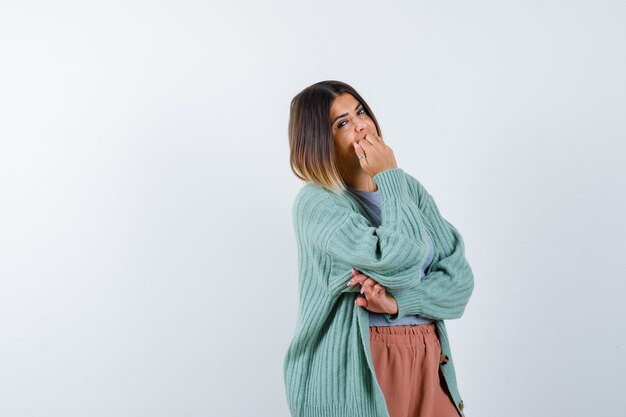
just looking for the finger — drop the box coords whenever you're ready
[356,138,373,152]
[359,278,373,293]
[366,285,380,299]
[360,278,376,294]
[367,285,379,298]
[355,296,368,308]
[347,273,367,287]
[369,281,382,296]
[353,142,368,161]
[374,284,384,296]
[362,133,377,146]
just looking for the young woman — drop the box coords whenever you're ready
[283,80,474,417]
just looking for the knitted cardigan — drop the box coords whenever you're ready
[283,168,474,417]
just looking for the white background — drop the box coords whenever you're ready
[1,1,625,416]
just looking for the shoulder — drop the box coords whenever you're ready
[291,183,356,248]
[293,182,352,216]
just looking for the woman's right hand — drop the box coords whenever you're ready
[352,133,398,177]
[348,269,399,315]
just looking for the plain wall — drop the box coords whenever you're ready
[1,1,625,416]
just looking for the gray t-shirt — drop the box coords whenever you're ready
[345,184,435,326]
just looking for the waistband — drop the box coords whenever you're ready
[369,322,436,336]
[369,323,438,345]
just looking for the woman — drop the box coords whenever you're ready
[283,80,474,417]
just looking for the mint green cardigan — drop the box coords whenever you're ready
[283,168,474,417]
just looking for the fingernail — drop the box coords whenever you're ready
[347,280,352,286]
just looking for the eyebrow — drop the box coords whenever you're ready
[332,103,363,125]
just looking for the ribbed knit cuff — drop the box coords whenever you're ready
[372,168,409,201]
[384,287,423,322]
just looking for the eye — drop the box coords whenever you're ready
[337,108,367,128]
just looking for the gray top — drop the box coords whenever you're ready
[345,184,435,326]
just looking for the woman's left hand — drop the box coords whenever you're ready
[348,268,398,315]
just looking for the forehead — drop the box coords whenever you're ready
[330,93,359,116]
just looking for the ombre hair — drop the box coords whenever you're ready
[288,80,382,194]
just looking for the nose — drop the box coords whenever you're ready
[354,117,368,132]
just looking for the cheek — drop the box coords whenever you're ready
[334,132,349,149]
[332,136,345,154]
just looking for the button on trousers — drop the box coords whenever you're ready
[369,323,461,417]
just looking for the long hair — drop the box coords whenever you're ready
[288,80,382,194]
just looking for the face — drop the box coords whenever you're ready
[329,93,377,170]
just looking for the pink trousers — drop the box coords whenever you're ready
[369,323,461,417]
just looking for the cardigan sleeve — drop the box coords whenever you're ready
[294,168,431,297]
[384,177,474,321]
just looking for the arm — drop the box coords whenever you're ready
[384,178,474,321]
[295,168,431,297]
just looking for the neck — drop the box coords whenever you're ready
[343,168,378,192]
